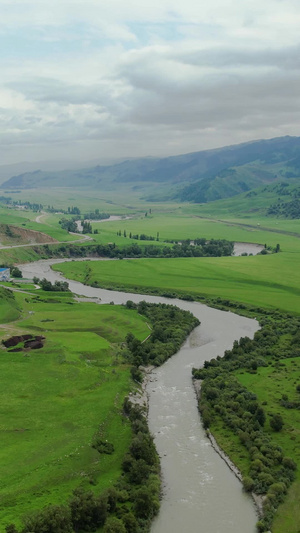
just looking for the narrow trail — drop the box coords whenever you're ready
[0,232,93,250]
[35,211,49,224]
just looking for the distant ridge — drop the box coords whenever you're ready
[2,136,300,203]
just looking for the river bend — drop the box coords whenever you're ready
[20,259,259,533]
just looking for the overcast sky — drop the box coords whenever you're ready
[1,0,300,165]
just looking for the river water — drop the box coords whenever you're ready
[20,259,259,533]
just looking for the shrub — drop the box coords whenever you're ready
[243,476,255,492]
[270,414,284,432]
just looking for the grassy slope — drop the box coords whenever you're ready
[0,290,149,529]
[0,287,20,323]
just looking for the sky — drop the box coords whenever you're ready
[1,0,300,165]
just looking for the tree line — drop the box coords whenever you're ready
[38,238,234,262]
[124,300,200,369]
[32,277,70,292]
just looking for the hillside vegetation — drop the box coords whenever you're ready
[0,286,20,323]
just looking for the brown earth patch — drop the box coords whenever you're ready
[2,334,45,351]
[0,224,57,245]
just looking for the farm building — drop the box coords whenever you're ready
[0,268,10,281]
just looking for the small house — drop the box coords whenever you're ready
[0,268,10,281]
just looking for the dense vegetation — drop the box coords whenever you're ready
[124,300,200,368]
[268,198,300,219]
[192,311,300,532]
[33,277,70,291]
[36,238,234,261]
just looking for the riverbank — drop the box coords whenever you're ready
[193,378,264,520]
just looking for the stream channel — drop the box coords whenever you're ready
[20,258,260,533]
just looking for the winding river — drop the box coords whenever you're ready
[20,259,259,533]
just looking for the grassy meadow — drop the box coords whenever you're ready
[53,252,300,314]
[0,288,149,529]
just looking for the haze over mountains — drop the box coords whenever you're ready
[2,136,300,204]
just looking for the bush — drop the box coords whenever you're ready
[103,516,126,533]
[270,414,284,432]
[69,488,108,531]
[243,476,255,492]
[133,487,159,519]
[22,505,73,533]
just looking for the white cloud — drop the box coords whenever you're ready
[0,0,300,164]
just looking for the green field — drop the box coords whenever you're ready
[0,289,149,529]
[53,252,300,314]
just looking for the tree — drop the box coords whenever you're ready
[103,517,126,533]
[133,487,159,519]
[22,505,73,533]
[5,525,19,533]
[243,476,255,492]
[255,407,266,427]
[82,221,92,234]
[69,488,108,532]
[270,414,284,432]
[11,267,22,278]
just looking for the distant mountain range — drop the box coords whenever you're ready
[2,136,300,203]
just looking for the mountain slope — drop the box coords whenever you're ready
[2,135,300,203]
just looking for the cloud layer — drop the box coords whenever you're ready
[1,0,300,164]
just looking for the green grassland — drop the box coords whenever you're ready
[90,213,300,250]
[53,252,300,314]
[0,289,149,529]
[236,359,300,533]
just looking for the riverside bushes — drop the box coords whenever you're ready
[124,300,200,367]
[37,238,234,261]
